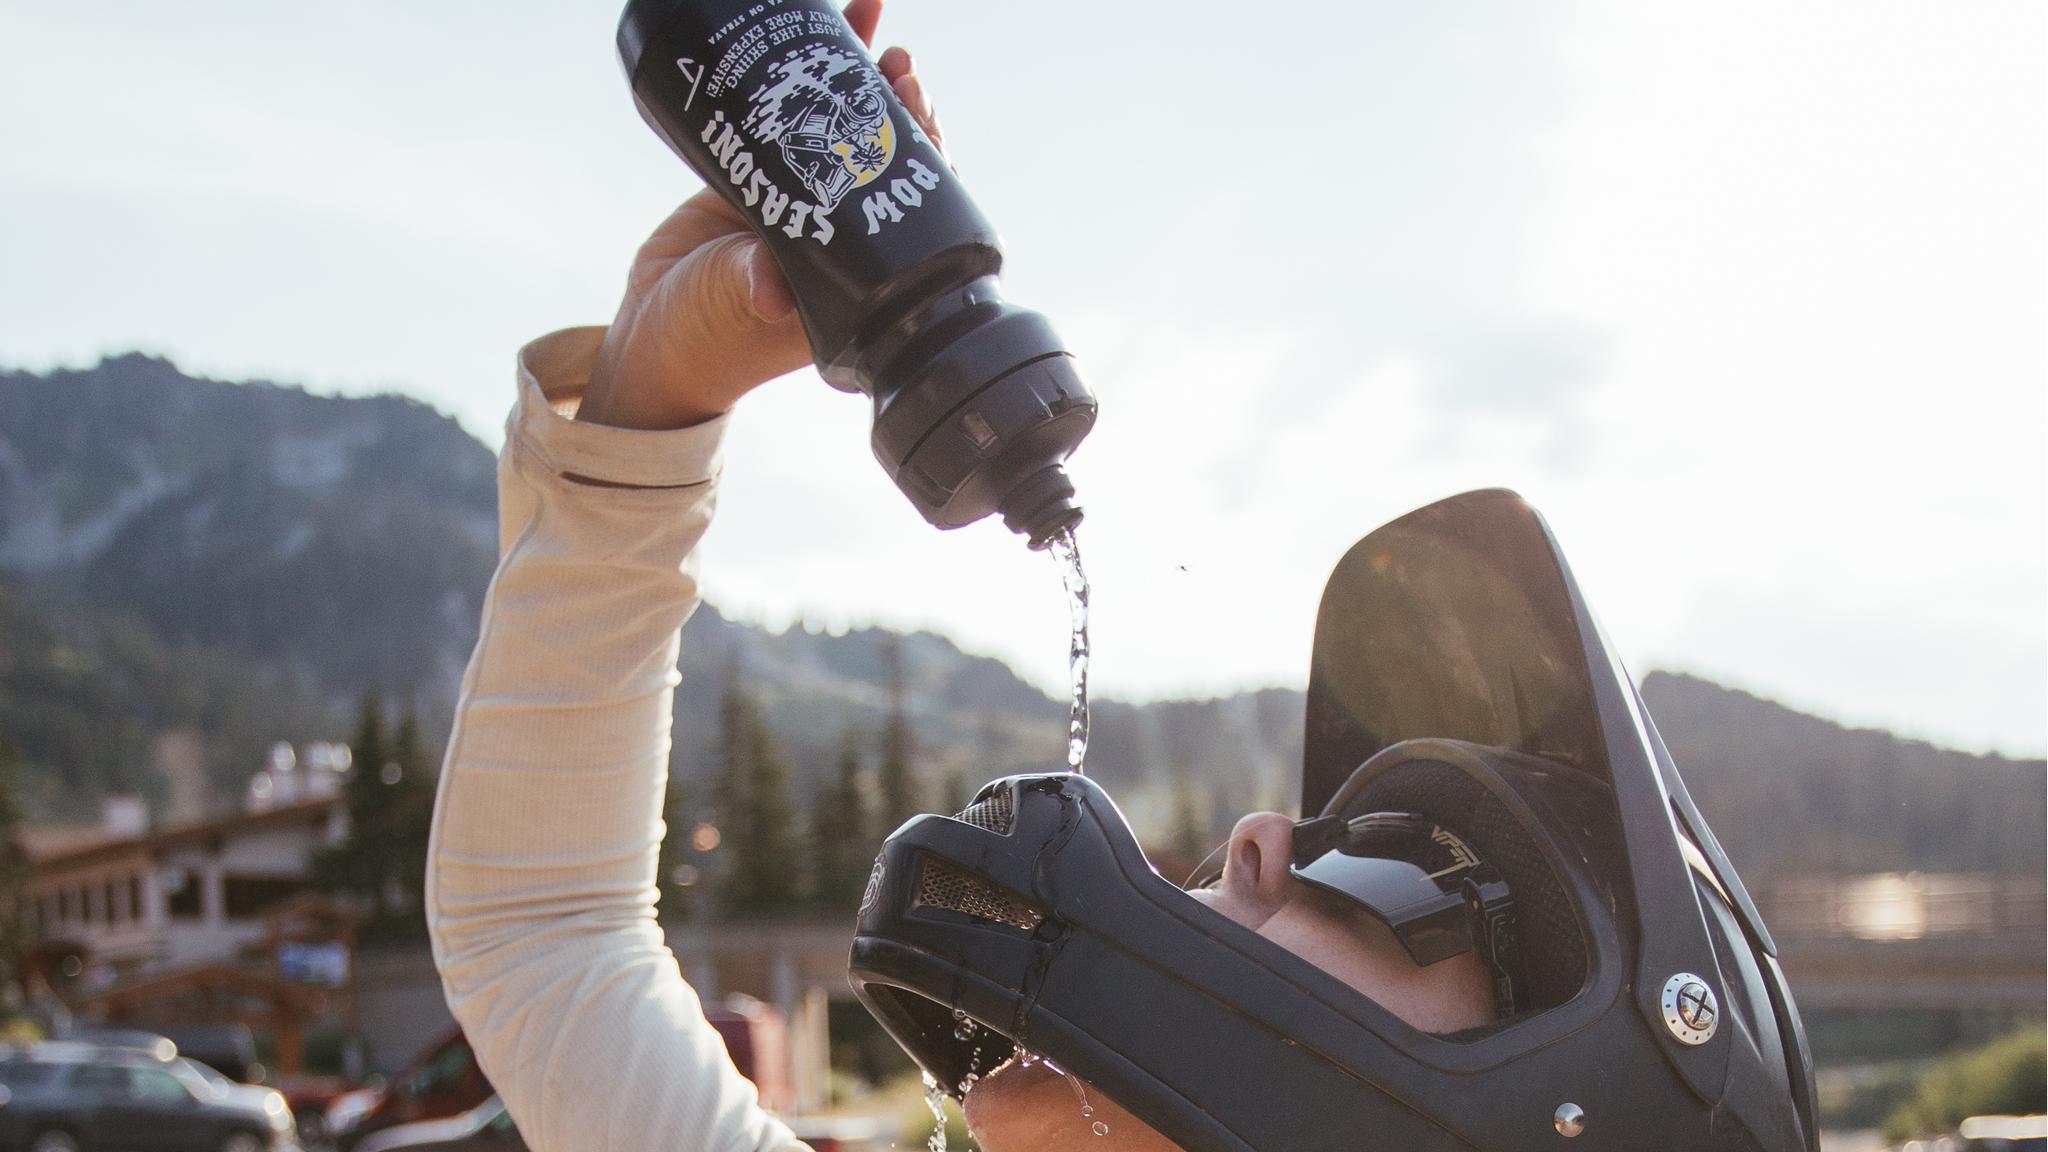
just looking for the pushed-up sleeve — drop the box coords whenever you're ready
[426,327,805,1152]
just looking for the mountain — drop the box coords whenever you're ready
[1,355,2039,887]
[0,353,498,701]
[1642,671,2045,884]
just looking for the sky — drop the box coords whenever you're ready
[1,1,2042,757]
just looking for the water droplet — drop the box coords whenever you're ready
[953,1022,977,1041]
[1048,528,1091,771]
[1092,1121,1111,1137]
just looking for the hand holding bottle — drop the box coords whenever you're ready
[601,0,1091,541]
[578,0,945,431]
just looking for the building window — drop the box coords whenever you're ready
[104,880,119,925]
[166,872,202,921]
[223,875,302,921]
[129,875,144,923]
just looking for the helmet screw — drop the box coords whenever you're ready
[1660,972,1720,1045]
[1553,1103,1586,1137]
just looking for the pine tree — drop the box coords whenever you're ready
[713,671,754,909]
[808,727,874,912]
[381,707,439,936]
[313,692,437,939]
[655,768,695,924]
[715,674,803,917]
[939,766,973,818]
[876,635,921,833]
[0,736,31,984]
[1168,768,1212,868]
[314,693,389,916]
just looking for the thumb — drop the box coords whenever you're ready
[743,239,798,322]
[584,222,811,429]
[672,232,796,329]
[655,233,811,401]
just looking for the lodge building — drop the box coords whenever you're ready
[19,791,347,985]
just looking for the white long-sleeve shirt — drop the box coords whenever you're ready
[426,327,805,1152]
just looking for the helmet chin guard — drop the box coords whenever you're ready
[850,489,1818,1151]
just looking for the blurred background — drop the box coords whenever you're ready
[0,2,2040,1150]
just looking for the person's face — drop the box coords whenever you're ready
[960,811,1496,1152]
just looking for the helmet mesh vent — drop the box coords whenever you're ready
[955,789,1016,835]
[913,856,1044,932]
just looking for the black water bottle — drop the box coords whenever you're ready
[616,0,1096,546]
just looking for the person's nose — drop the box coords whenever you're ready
[1213,811,1298,925]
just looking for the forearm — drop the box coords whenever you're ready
[426,328,799,1152]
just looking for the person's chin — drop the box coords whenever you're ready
[962,1054,1180,1151]
[962,1056,1068,1150]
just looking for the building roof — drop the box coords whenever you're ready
[13,824,119,863]
[18,796,344,874]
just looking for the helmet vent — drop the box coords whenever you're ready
[914,856,1045,932]
[955,788,1016,835]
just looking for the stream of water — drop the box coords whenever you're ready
[923,1071,950,1152]
[1047,527,1091,772]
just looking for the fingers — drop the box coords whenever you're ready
[852,7,944,154]
[843,0,882,47]
[878,45,912,82]
[878,48,945,155]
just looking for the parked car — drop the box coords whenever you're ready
[1958,1113,2048,1151]
[327,1000,789,1151]
[62,1032,177,1065]
[323,1009,879,1152]
[0,1042,295,1152]
[327,1032,488,1152]
[349,1097,879,1152]
[353,1098,517,1152]
[143,1027,262,1086]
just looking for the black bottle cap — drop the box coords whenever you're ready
[1000,464,1084,549]
[873,314,1096,540]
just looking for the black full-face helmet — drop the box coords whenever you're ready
[850,489,1819,1151]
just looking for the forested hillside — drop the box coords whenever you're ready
[0,353,497,701]
[1644,671,2045,884]
[2,355,2039,893]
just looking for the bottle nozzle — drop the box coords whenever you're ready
[1000,464,1084,549]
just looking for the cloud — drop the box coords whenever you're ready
[1413,320,1607,468]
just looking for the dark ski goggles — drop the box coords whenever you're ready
[1192,811,1526,1018]
[1296,812,1525,1017]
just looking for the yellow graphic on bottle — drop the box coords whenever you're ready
[744,44,897,213]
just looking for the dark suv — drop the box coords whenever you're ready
[0,1043,295,1152]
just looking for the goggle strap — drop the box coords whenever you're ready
[1289,815,1351,866]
